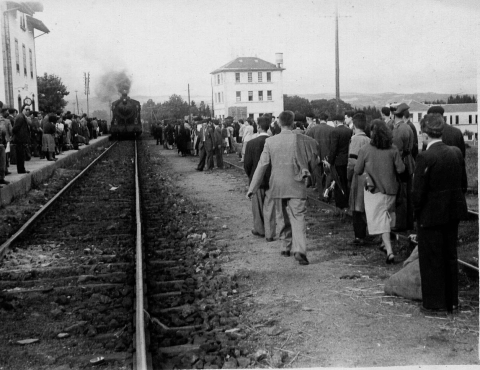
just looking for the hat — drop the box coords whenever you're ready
[427,106,445,115]
[294,113,306,122]
[394,103,410,115]
[422,113,444,136]
[333,113,344,121]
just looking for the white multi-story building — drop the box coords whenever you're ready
[210,54,285,121]
[0,1,48,111]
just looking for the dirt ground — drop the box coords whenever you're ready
[148,140,479,368]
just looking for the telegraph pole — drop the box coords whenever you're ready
[188,83,192,123]
[84,72,90,116]
[75,90,80,115]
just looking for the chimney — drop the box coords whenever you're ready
[275,53,283,68]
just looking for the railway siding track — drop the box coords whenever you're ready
[0,141,138,369]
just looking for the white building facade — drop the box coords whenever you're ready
[211,55,285,120]
[0,1,48,111]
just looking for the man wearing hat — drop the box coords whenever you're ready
[413,113,467,315]
[422,106,465,158]
[403,109,419,159]
[391,102,415,231]
[327,113,353,212]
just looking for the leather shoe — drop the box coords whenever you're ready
[251,230,265,237]
[347,238,364,246]
[195,168,203,171]
[266,238,274,242]
[281,251,291,257]
[18,171,30,174]
[5,171,11,175]
[420,306,447,316]
[294,252,309,265]
[0,179,9,185]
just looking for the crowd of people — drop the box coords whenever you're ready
[150,103,467,315]
[0,100,108,187]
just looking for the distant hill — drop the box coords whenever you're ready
[292,92,472,108]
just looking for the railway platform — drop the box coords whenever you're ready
[0,136,110,207]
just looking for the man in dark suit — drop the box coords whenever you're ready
[327,113,352,210]
[196,121,214,171]
[413,113,467,315]
[421,106,466,158]
[244,117,274,240]
[213,120,224,169]
[404,109,419,159]
[12,103,32,174]
[306,112,334,200]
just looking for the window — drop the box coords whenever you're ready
[20,14,26,31]
[22,44,27,76]
[215,93,217,103]
[235,73,240,83]
[218,92,221,103]
[418,113,422,121]
[267,90,272,100]
[476,115,478,124]
[469,115,472,124]
[248,72,252,83]
[267,72,271,82]
[29,49,33,78]
[455,115,459,125]
[450,116,452,125]
[258,91,263,101]
[217,74,220,84]
[15,39,19,73]
[236,91,241,102]
[248,114,254,119]
[258,72,262,82]
[248,91,253,101]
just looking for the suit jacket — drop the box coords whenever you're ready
[244,134,271,189]
[306,122,334,161]
[197,126,214,151]
[405,119,419,159]
[248,130,314,199]
[214,126,223,147]
[328,125,352,166]
[12,113,30,144]
[412,141,467,228]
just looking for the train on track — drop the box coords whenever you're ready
[110,90,142,139]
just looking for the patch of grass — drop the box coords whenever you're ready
[465,146,477,188]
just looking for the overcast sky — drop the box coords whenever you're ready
[34,0,478,102]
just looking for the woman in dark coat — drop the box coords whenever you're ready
[42,114,57,161]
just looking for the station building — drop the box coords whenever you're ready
[0,1,48,111]
[210,54,285,121]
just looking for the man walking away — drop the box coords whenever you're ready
[413,113,467,315]
[327,113,352,212]
[244,116,275,240]
[247,111,318,266]
[196,121,215,172]
[214,120,224,169]
[12,102,32,174]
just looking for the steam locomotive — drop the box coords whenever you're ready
[110,90,142,139]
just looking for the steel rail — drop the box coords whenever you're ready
[223,158,479,273]
[0,141,118,260]
[134,140,148,370]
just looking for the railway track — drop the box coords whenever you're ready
[223,158,479,274]
[0,141,143,369]
[0,140,253,370]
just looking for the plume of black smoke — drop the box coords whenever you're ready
[95,70,132,103]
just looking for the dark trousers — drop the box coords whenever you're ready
[352,211,367,239]
[394,176,414,230]
[334,165,349,209]
[15,143,26,173]
[418,221,459,311]
[216,147,223,169]
[197,147,214,170]
[0,145,5,180]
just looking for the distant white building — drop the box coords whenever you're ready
[390,100,478,139]
[0,1,49,111]
[210,54,285,120]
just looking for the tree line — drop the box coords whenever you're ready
[141,95,211,122]
[424,94,477,104]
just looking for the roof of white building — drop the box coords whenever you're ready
[441,103,477,113]
[211,57,285,74]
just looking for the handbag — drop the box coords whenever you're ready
[364,172,376,193]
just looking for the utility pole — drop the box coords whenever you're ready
[211,76,214,118]
[188,83,192,123]
[75,90,79,115]
[84,72,90,116]
[320,2,350,114]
